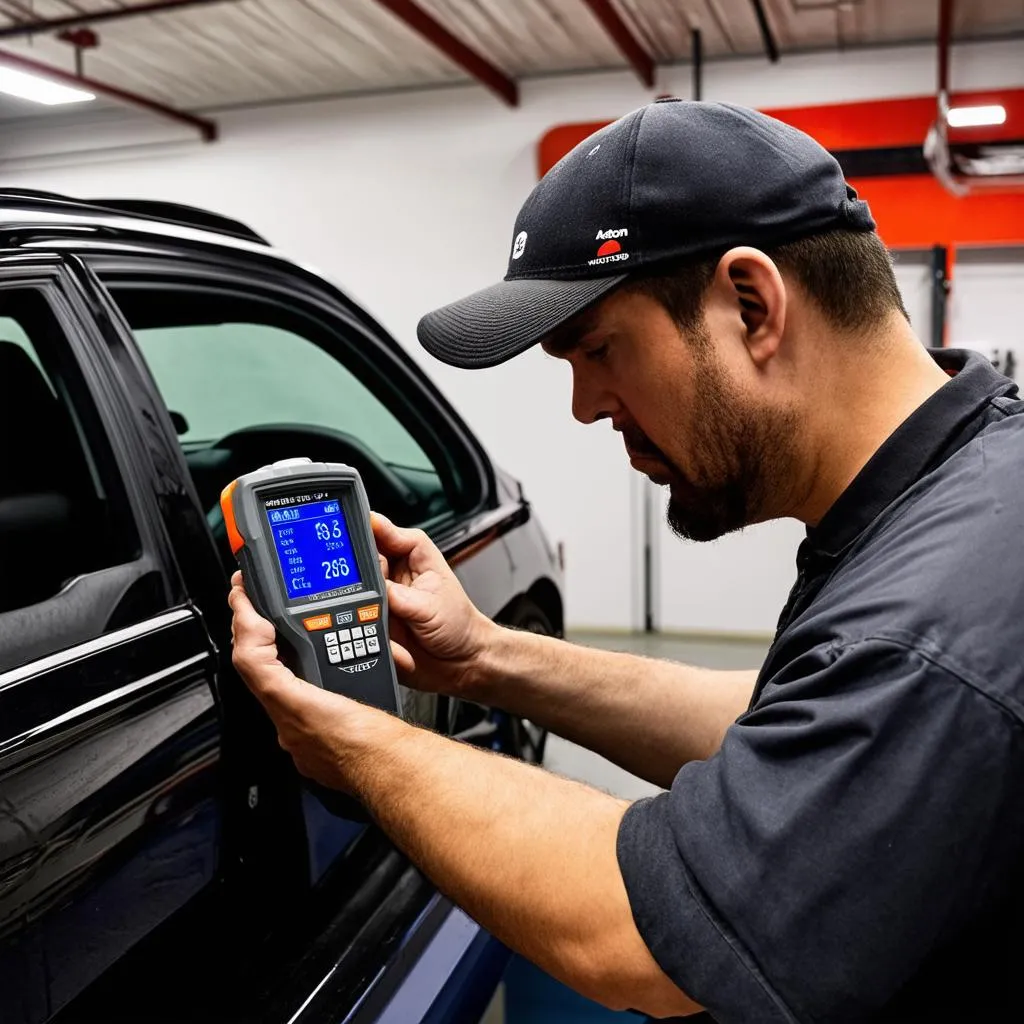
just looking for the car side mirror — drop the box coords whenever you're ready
[169,410,189,435]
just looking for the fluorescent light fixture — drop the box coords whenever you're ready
[0,65,95,105]
[947,104,1007,128]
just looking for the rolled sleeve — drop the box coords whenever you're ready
[616,638,1023,1024]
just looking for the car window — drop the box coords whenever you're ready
[0,287,140,616]
[105,284,463,533]
[136,321,432,471]
[0,314,48,379]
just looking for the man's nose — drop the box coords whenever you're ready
[570,369,617,425]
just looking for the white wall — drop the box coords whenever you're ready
[948,246,1024,371]
[2,39,1022,632]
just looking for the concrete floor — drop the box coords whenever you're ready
[480,630,770,1024]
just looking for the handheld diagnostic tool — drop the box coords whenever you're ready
[220,458,402,718]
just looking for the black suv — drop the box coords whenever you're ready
[0,190,563,1024]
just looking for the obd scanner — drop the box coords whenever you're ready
[221,458,403,816]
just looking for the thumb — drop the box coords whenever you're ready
[386,578,436,625]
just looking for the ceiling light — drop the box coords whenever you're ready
[946,104,1007,128]
[0,65,94,105]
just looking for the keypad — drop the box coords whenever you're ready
[322,607,382,666]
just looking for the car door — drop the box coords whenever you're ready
[84,250,500,872]
[0,253,221,1024]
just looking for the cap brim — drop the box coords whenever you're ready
[417,274,628,369]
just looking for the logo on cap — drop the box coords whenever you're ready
[589,227,630,265]
[512,231,528,260]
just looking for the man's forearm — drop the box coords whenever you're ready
[464,628,756,788]
[354,711,701,1018]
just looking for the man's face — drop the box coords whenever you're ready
[541,287,798,542]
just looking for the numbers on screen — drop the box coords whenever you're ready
[314,519,345,542]
[322,557,351,580]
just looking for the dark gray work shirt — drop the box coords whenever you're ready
[618,349,1024,1023]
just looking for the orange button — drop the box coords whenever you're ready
[357,604,380,623]
[303,614,333,631]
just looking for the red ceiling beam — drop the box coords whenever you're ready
[0,47,217,141]
[0,0,240,39]
[373,0,517,107]
[579,0,654,88]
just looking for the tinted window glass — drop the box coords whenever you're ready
[0,288,140,614]
[138,321,432,470]
[108,287,459,533]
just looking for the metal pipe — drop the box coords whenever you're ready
[0,0,239,39]
[0,46,218,141]
[749,0,780,62]
[930,245,949,348]
[692,27,703,101]
[938,0,953,96]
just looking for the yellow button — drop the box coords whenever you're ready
[357,604,380,623]
[303,613,333,631]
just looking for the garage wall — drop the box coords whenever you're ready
[2,38,1021,633]
[948,246,1024,372]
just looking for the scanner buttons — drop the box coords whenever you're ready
[323,607,382,666]
[357,604,380,623]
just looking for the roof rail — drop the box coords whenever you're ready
[86,198,269,245]
[0,188,269,246]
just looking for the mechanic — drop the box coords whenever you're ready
[229,101,1024,1022]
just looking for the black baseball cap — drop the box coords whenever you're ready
[417,99,876,369]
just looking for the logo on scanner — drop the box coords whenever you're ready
[340,659,378,674]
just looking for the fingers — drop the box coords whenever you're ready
[377,552,390,580]
[228,579,297,698]
[390,638,415,674]
[372,513,428,559]
[385,578,438,625]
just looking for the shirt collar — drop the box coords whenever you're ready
[806,348,1018,560]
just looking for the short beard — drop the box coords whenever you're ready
[664,343,799,543]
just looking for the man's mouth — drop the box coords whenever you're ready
[626,445,661,465]
[623,430,663,462]
[624,444,673,487]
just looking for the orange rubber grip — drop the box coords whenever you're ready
[219,479,246,555]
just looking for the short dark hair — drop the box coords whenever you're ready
[626,229,909,336]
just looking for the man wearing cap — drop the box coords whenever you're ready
[230,101,1023,1021]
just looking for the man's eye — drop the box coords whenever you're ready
[584,344,609,362]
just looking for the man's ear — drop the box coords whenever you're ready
[714,247,786,367]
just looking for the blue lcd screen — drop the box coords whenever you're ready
[266,497,364,601]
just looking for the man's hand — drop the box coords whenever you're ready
[228,570,400,796]
[372,513,496,696]
[227,569,700,1018]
